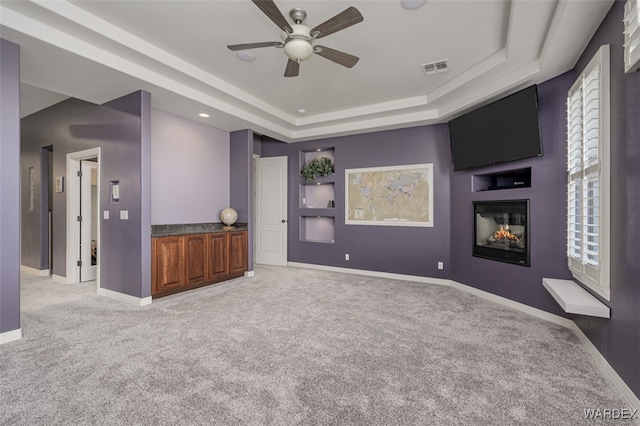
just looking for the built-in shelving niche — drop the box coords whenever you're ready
[473,167,531,192]
[298,147,336,244]
[300,182,335,209]
[299,148,335,171]
[299,216,335,243]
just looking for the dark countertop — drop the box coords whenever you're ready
[152,222,248,237]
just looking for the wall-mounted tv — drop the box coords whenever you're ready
[448,85,543,172]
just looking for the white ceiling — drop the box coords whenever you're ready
[0,0,613,142]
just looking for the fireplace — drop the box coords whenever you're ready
[473,200,530,266]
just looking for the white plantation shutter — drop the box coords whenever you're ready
[567,86,583,262]
[566,45,610,300]
[624,0,640,73]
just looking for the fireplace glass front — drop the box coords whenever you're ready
[473,199,529,266]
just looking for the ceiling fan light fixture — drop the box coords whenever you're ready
[284,38,313,61]
[281,23,313,62]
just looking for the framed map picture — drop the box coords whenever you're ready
[345,163,433,227]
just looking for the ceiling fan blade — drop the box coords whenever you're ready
[310,7,363,39]
[314,46,359,68]
[227,41,283,51]
[251,0,293,33]
[284,59,300,77]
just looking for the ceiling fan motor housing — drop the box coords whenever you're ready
[281,24,313,61]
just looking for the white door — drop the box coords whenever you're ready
[80,160,98,281]
[255,156,288,266]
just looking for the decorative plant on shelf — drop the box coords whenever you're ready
[301,157,334,182]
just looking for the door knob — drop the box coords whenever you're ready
[281,219,286,223]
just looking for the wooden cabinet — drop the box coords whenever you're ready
[154,236,185,294]
[207,232,228,280]
[185,234,207,285]
[229,231,248,275]
[152,230,248,298]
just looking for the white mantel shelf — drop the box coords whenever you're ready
[543,278,610,318]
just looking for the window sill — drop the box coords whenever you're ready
[542,278,610,318]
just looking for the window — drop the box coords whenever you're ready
[566,45,611,300]
[624,0,640,73]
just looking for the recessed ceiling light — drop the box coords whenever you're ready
[297,108,307,115]
[198,113,210,118]
[236,51,255,62]
[401,0,427,10]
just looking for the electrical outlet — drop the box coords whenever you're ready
[345,254,350,261]
[438,262,444,270]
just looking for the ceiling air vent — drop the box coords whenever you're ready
[421,59,449,76]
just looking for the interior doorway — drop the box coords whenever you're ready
[254,156,288,266]
[40,145,54,274]
[80,160,98,281]
[66,148,101,286]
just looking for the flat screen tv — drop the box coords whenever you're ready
[448,85,543,172]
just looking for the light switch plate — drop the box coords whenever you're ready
[120,210,128,220]
[103,211,109,220]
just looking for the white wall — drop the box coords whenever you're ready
[151,109,230,225]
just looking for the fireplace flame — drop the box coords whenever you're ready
[494,225,520,242]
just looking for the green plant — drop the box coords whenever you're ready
[301,157,334,182]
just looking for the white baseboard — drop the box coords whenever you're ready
[570,323,640,411]
[287,262,450,287]
[97,287,152,306]
[52,274,69,284]
[0,328,22,344]
[244,270,255,277]
[448,280,573,329]
[286,262,640,409]
[20,265,50,276]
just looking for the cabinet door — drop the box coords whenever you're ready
[185,234,207,285]
[154,236,185,294]
[229,231,248,275]
[207,233,229,281]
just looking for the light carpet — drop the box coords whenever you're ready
[1,265,636,425]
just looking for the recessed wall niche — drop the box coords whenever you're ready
[299,148,335,171]
[472,167,531,192]
[299,216,335,243]
[300,182,335,209]
[298,147,336,244]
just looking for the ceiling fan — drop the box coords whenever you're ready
[227,0,364,77]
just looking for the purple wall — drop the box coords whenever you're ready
[450,73,573,315]
[570,1,640,398]
[104,91,152,299]
[230,129,254,270]
[259,2,639,398]
[21,92,151,298]
[450,1,640,398]
[0,39,21,334]
[262,125,451,278]
[151,109,230,225]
